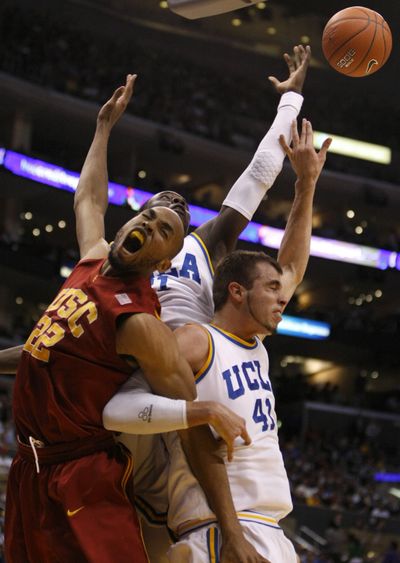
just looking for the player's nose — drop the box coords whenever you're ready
[278,295,287,308]
[142,219,154,233]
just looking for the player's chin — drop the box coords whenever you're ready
[266,320,280,335]
[108,248,135,273]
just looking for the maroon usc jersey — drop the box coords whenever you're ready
[13,258,161,444]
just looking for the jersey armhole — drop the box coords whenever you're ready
[194,326,215,385]
[189,232,215,277]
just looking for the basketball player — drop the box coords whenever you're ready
[3,76,249,563]
[165,118,330,563]
[100,47,330,561]
[168,250,300,562]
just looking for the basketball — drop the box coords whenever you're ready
[322,6,392,77]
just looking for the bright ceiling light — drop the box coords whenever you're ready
[314,131,391,164]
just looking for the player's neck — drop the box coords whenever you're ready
[212,311,256,343]
[100,259,151,278]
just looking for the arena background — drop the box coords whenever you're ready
[0,0,399,561]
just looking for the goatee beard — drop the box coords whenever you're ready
[108,248,131,274]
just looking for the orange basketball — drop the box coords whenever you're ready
[322,6,392,77]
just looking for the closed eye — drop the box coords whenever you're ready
[160,221,173,239]
[267,282,281,291]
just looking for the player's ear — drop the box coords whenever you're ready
[156,258,172,273]
[228,282,245,302]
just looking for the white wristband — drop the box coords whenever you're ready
[103,375,189,434]
[222,91,304,220]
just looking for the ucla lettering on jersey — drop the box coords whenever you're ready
[151,233,214,330]
[167,323,293,533]
[195,323,276,439]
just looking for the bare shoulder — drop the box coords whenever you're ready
[118,313,173,343]
[80,238,110,260]
[174,323,210,373]
[116,313,177,358]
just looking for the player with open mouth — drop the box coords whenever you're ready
[106,206,185,276]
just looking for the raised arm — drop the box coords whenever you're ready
[195,46,310,267]
[278,119,331,303]
[74,74,136,259]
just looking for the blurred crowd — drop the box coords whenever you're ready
[282,433,399,519]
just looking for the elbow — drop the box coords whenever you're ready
[293,271,304,288]
[187,389,197,402]
[102,403,117,431]
[183,377,197,401]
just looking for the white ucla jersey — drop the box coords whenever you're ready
[151,233,214,330]
[167,324,293,534]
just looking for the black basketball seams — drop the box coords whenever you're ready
[327,19,371,62]
[350,10,378,75]
[324,16,389,37]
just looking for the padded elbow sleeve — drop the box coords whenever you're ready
[223,91,303,220]
[102,374,188,434]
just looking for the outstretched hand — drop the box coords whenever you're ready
[97,73,137,130]
[268,45,310,95]
[279,118,331,184]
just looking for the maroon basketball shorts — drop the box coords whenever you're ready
[5,445,148,562]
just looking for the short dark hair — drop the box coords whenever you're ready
[213,250,282,311]
[139,191,190,234]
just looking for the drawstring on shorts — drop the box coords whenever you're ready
[28,436,45,474]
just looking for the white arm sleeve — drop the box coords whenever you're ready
[102,372,188,434]
[222,91,304,220]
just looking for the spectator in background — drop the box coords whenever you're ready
[324,513,347,563]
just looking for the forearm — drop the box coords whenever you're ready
[0,345,24,374]
[103,388,188,434]
[179,426,243,536]
[74,122,110,214]
[103,381,230,435]
[222,92,303,221]
[278,179,316,284]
